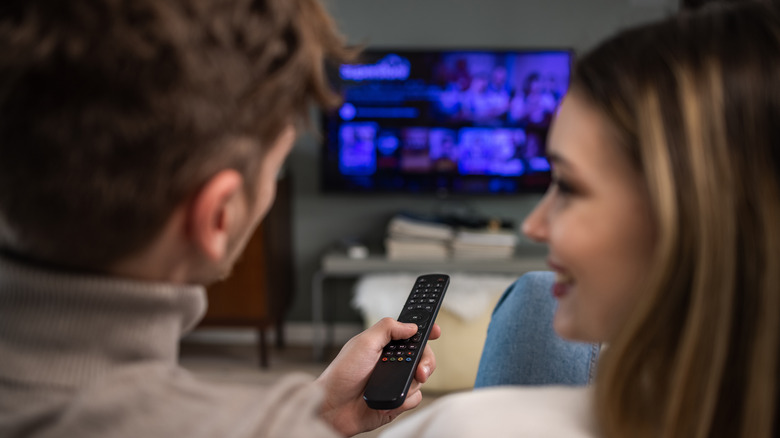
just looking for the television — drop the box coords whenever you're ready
[320,48,574,195]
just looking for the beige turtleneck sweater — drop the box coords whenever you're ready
[0,254,340,438]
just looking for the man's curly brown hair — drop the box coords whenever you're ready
[0,0,351,270]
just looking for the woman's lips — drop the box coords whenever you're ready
[550,261,574,299]
[552,277,571,298]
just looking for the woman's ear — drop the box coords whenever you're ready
[187,170,245,262]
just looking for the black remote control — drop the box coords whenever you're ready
[363,273,450,410]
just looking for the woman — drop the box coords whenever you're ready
[382,2,780,437]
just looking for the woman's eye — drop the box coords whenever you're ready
[551,177,576,196]
[557,180,575,195]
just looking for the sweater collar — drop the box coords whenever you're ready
[0,254,206,387]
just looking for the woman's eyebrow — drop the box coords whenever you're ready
[546,151,570,169]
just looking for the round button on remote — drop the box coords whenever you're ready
[403,310,430,325]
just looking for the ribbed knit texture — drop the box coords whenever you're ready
[0,255,205,387]
[0,255,339,438]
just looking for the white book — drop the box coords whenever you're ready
[454,228,518,246]
[385,237,450,260]
[451,246,515,259]
[388,215,454,241]
[451,239,517,259]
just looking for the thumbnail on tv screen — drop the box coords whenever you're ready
[320,48,574,195]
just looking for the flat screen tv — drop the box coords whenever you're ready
[320,48,574,195]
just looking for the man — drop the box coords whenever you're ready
[0,0,438,436]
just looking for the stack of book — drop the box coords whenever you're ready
[451,227,519,259]
[384,213,454,260]
[384,212,521,260]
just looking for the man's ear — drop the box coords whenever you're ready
[187,170,245,262]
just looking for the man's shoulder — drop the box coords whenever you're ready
[4,363,335,438]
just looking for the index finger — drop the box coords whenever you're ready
[427,323,442,341]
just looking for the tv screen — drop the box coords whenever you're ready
[320,48,574,195]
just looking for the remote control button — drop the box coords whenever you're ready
[404,310,430,323]
[405,357,412,362]
[408,344,418,350]
[382,357,388,362]
[406,314,428,324]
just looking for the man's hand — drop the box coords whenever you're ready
[315,318,441,437]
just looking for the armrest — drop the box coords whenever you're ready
[474,271,600,388]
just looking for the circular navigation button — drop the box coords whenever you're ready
[403,310,430,325]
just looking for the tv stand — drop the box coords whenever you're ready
[311,250,547,361]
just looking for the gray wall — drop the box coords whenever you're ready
[286,0,678,323]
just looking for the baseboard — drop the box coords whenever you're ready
[184,322,364,347]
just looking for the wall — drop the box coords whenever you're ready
[285,0,677,323]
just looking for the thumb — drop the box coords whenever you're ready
[390,320,420,340]
[372,317,418,345]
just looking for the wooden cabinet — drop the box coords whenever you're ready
[198,174,294,368]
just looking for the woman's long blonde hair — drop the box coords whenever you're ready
[575,2,780,437]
